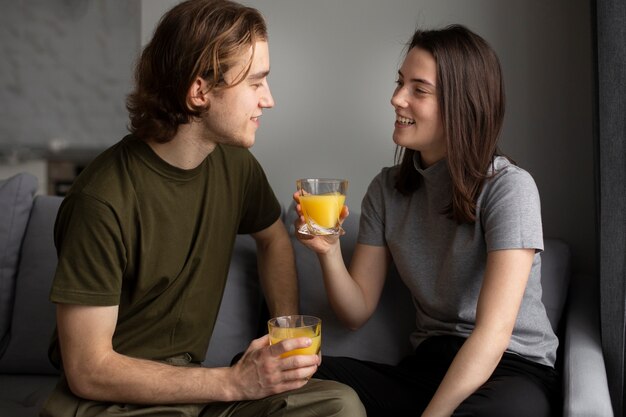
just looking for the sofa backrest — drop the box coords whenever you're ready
[540,238,572,331]
[0,173,38,357]
[0,182,572,372]
[0,195,62,374]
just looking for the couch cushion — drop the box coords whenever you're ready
[203,234,264,367]
[0,195,62,374]
[0,173,38,356]
[541,238,571,332]
[0,374,57,417]
[285,204,415,365]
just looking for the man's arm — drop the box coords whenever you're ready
[251,218,298,317]
[57,303,318,404]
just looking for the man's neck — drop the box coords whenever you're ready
[147,124,217,170]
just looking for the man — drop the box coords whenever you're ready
[41,1,364,416]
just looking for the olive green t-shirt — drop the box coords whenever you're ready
[49,135,281,365]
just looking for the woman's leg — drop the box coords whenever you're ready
[453,353,561,417]
[316,336,561,417]
[314,349,455,417]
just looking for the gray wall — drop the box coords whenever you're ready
[225,0,594,276]
[2,0,594,276]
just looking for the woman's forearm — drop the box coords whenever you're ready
[317,246,372,329]
[421,330,509,417]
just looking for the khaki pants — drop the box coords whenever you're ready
[40,376,365,417]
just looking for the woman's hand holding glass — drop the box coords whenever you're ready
[293,191,349,254]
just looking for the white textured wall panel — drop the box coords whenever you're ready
[0,0,140,151]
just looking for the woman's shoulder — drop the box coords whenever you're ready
[372,165,400,185]
[362,165,407,211]
[489,156,537,187]
[363,165,401,197]
[481,156,540,204]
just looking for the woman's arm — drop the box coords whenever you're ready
[293,192,390,329]
[421,248,535,417]
[318,242,391,329]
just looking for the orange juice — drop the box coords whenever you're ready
[300,193,346,229]
[269,327,321,358]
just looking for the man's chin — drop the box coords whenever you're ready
[241,137,256,148]
[221,136,256,148]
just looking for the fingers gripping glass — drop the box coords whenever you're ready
[296,178,348,236]
[268,315,322,358]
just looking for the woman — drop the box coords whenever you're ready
[294,25,560,417]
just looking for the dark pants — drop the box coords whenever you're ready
[314,336,561,417]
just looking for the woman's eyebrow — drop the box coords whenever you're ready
[397,70,435,87]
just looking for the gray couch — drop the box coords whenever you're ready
[0,172,613,416]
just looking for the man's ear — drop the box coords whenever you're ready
[187,77,210,110]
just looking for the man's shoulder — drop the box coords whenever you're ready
[67,136,137,202]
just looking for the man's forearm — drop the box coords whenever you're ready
[66,351,237,404]
[256,230,299,317]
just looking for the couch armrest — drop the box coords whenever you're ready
[563,273,613,417]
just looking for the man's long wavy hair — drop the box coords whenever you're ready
[126,0,267,143]
[394,25,507,224]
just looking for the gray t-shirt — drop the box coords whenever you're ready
[358,155,558,367]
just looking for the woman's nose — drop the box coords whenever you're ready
[390,89,407,108]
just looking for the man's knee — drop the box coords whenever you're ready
[302,379,366,417]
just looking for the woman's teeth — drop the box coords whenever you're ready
[397,116,415,125]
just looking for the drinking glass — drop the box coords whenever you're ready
[296,178,348,235]
[268,315,322,358]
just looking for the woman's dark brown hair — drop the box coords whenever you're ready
[394,24,506,224]
[126,0,267,143]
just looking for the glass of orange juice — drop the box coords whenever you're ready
[296,178,348,235]
[268,315,322,358]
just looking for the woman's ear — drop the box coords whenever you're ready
[186,77,210,110]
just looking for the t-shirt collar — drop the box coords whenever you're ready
[129,135,207,181]
[412,153,449,182]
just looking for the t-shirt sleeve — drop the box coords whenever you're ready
[237,151,281,234]
[480,167,544,252]
[357,170,388,247]
[50,193,125,306]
